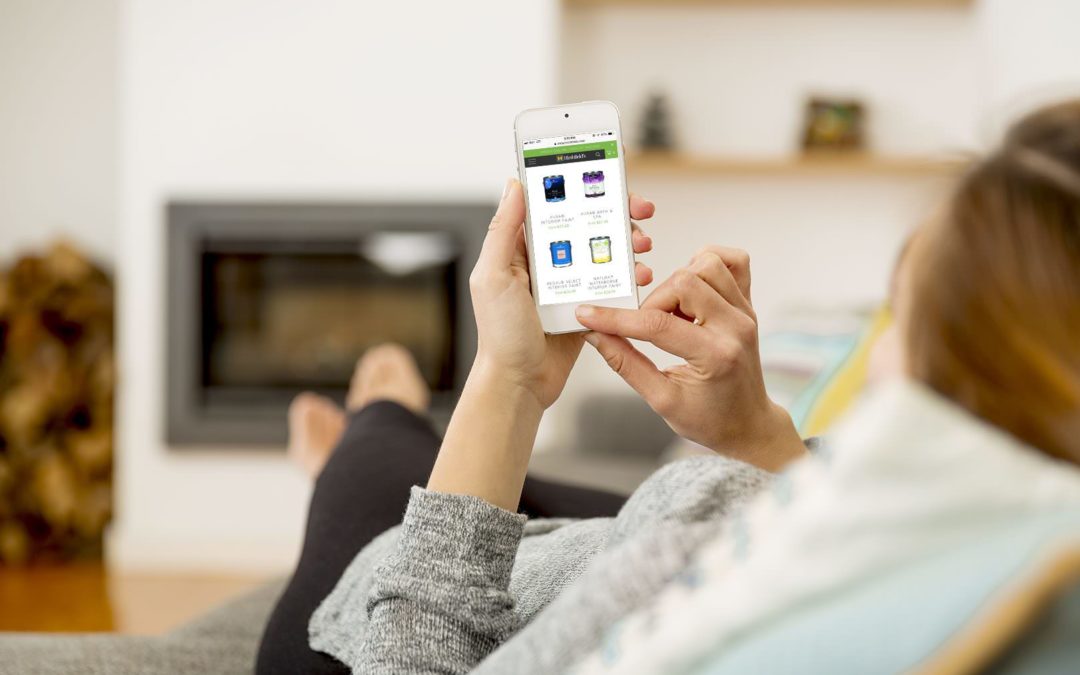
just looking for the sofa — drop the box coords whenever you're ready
[2,542,1077,674]
[0,580,284,674]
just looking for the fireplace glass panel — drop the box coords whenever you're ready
[167,202,489,445]
[200,236,458,400]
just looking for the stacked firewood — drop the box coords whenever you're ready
[0,242,114,564]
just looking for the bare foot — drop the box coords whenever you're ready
[346,343,430,414]
[287,393,347,478]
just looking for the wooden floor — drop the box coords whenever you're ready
[0,563,272,634]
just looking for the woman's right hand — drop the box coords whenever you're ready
[575,246,807,472]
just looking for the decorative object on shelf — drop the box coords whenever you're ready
[801,96,866,152]
[639,92,675,152]
[0,242,114,564]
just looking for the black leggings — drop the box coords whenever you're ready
[255,401,627,675]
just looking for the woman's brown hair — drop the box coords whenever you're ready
[905,100,1080,464]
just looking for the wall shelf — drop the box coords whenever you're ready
[627,152,968,177]
[566,0,973,7]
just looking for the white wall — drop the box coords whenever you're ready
[550,2,974,447]
[546,1,1080,449]
[976,0,1080,136]
[0,0,118,265]
[113,0,560,571]
[558,2,980,322]
[561,4,980,157]
[554,172,953,446]
[112,0,1080,571]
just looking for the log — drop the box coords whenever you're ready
[0,241,114,564]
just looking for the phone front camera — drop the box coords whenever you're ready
[564,113,569,118]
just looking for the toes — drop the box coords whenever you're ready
[346,342,430,413]
[368,342,413,361]
[353,343,420,388]
[290,392,343,422]
[310,393,345,416]
[287,392,346,478]
[361,343,417,375]
[289,392,320,419]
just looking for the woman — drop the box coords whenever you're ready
[258,192,808,672]
[259,101,1080,674]
[256,195,698,674]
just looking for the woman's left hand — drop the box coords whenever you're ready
[429,179,655,510]
[470,178,655,409]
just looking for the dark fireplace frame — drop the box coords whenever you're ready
[165,201,491,446]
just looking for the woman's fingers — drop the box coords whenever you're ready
[576,303,706,361]
[583,332,678,414]
[511,224,529,271]
[629,195,655,284]
[692,246,751,301]
[681,251,753,316]
[635,261,654,286]
[631,225,653,254]
[641,248,753,318]
[630,195,655,255]
[629,193,655,221]
[639,269,730,324]
[476,179,526,273]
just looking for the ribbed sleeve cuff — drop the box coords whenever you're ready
[368,486,527,637]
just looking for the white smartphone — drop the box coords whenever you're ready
[514,100,639,334]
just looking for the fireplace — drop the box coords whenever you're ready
[165,202,490,445]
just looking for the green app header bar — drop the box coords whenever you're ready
[522,140,619,160]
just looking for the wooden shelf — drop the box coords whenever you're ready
[627,152,968,177]
[567,0,973,7]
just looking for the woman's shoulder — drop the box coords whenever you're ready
[608,455,774,545]
[641,454,773,498]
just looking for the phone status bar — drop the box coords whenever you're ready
[522,130,616,150]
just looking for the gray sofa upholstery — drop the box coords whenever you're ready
[3,393,1077,674]
[4,576,1080,674]
[0,394,674,675]
[0,581,284,675]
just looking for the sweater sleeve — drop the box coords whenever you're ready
[359,486,528,675]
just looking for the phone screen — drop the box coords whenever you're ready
[521,130,633,306]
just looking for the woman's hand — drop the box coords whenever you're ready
[470,178,656,409]
[575,246,807,472]
[427,178,655,510]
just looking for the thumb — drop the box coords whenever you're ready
[477,178,525,272]
[584,332,675,411]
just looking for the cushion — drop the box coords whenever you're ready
[684,512,1080,675]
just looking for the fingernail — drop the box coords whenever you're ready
[576,304,595,319]
[500,178,514,202]
[583,332,599,346]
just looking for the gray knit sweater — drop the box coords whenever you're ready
[309,455,774,674]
